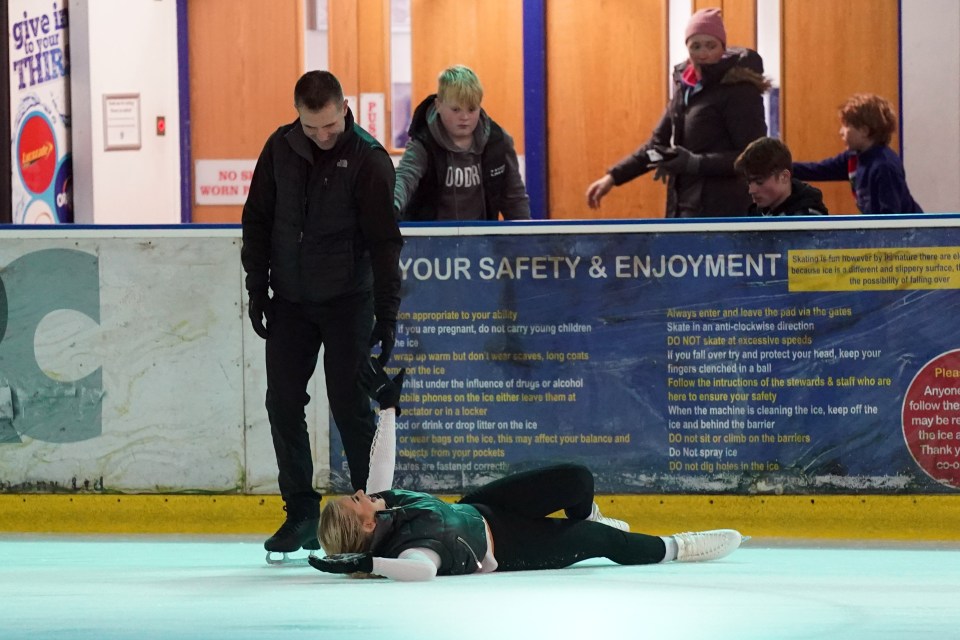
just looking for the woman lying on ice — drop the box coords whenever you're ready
[310,359,746,581]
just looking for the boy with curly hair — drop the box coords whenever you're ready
[793,93,923,214]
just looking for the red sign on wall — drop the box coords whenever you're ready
[17,114,57,195]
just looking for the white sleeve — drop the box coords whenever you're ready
[365,408,396,494]
[371,548,441,582]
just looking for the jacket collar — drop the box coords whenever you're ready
[369,506,403,552]
[675,47,764,87]
[411,93,491,152]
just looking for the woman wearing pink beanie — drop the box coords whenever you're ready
[586,8,770,218]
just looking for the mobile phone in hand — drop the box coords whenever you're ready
[647,146,678,168]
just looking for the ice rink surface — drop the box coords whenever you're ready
[1,534,959,640]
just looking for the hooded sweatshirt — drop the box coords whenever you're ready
[394,95,530,221]
[750,178,829,216]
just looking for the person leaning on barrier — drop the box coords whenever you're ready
[394,65,530,221]
[734,137,828,216]
[792,93,923,215]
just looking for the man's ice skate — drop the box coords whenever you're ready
[264,512,321,566]
[672,529,746,562]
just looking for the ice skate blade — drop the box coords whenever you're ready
[265,551,318,567]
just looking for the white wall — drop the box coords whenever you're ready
[0,228,329,493]
[667,0,692,91]
[70,0,181,224]
[902,0,960,214]
[303,0,328,72]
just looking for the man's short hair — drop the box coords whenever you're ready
[294,71,344,111]
[839,93,897,146]
[734,137,792,179]
[436,65,483,110]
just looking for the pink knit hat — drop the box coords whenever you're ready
[685,8,726,47]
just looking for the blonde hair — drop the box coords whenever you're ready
[319,499,372,555]
[437,65,483,110]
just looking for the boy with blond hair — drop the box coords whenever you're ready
[793,93,923,214]
[394,65,530,221]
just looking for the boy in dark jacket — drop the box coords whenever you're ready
[792,93,923,214]
[735,137,828,216]
[394,65,530,221]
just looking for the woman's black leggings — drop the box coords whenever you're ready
[457,463,666,571]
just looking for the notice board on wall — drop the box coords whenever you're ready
[330,216,960,495]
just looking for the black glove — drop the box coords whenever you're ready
[653,145,699,183]
[308,552,374,574]
[359,357,406,415]
[248,292,273,340]
[369,319,397,365]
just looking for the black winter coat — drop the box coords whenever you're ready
[241,108,402,321]
[371,489,488,575]
[611,48,769,218]
[750,179,828,216]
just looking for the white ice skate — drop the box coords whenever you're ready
[673,529,746,562]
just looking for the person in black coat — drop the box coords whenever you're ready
[586,8,770,218]
[734,137,828,216]
[241,71,403,559]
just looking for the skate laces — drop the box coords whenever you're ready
[673,530,742,562]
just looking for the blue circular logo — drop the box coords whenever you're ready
[54,154,73,223]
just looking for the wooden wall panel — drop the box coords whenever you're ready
[188,0,303,223]
[782,0,900,215]
[719,0,756,49]
[328,0,391,98]
[328,0,360,95]
[547,0,668,219]
[409,0,524,153]
[356,0,390,97]
[330,0,394,149]
[693,0,756,50]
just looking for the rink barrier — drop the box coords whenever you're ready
[2,494,959,542]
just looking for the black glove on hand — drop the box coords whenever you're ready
[369,319,397,365]
[653,145,700,183]
[359,356,406,415]
[652,163,671,184]
[308,552,374,574]
[248,292,272,340]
